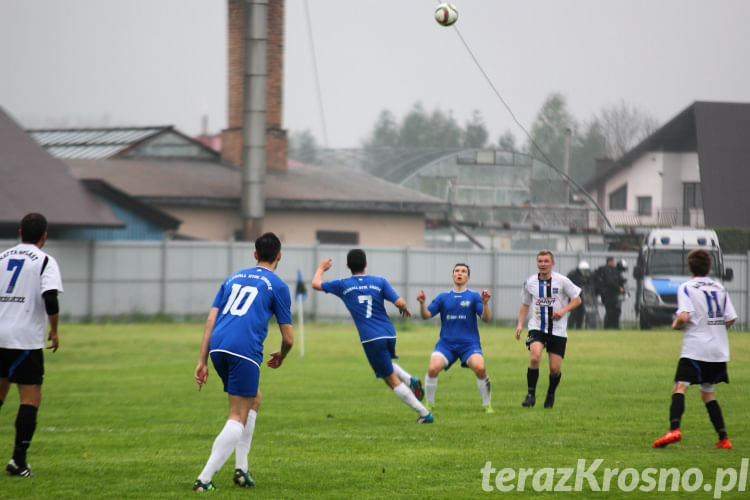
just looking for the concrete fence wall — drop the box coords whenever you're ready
[2,239,747,329]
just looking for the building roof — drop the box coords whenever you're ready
[80,179,181,230]
[0,107,123,230]
[585,101,750,228]
[62,158,450,215]
[29,125,220,160]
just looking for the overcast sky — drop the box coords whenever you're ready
[2,0,749,148]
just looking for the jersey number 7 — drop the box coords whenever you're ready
[358,295,373,318]
[5,259,24,294]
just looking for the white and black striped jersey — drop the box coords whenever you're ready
[521,271,581,337]
[677,277,737,362]
[0,243,63,349]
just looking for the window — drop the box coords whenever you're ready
[683,183,702,208]
[608,184,627,210]
[316,230,359,245]
[683,183,702,225]
[637,196,652,216]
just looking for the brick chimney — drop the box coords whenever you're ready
[222,0,287,171]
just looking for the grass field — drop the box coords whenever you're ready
[1,320,749,499]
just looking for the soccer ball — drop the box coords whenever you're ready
[434,3,458,27]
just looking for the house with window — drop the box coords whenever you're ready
[585,101,750,229]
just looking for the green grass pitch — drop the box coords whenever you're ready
[1,321,749,499]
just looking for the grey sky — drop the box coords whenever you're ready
[2,0,750,149]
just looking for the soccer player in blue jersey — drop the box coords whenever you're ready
[515,250,581,409]
[193,232,294,491]
[417,263,493,413]
[312,249,433,423]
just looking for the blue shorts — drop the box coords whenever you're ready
[210,350,260,397]
[361,337,397,378]
[433,339,483,370]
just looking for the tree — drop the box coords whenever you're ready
[598,100,659,158]
[497,129,517,152]
[463,110,489,148]
[570,119,607,185]
[362,110,399,149]
[525,93,577,170]
[288,129,319,164]
[363,103,488,149]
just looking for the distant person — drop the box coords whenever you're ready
[595,257,625,329]
[312,249,432,423]
[0,213,63,477]
[515,250,581,409]
[193,232,293,491]
[566,261,592,330]
[416,263,494,414]
[652,249,737,449]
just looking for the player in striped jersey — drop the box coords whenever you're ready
[515,250,581,409]
[652,249,737,449]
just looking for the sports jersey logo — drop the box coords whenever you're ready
[552,287,559,294]
[460,300,471,307]
[536,297,555,306]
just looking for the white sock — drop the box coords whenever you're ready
[425,374,438,404]
[393,383,429,417]
[198,419,244,483]
[235,409,257,472]
[477,376,492,406]
[391,362,412,385]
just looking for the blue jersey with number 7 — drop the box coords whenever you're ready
[209,266,292,364]
[321,275,400,343]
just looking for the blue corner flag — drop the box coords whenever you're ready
[295,269,307,302]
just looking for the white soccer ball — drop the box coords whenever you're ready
[434,3,458,27]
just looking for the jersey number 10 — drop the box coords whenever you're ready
[223,284,259,316]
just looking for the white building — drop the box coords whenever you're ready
[586,101,750,229]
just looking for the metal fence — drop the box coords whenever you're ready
[2,239,747,329]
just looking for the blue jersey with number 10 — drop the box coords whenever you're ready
[321,275,400,343]
[209,266,292,365]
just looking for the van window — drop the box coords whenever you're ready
[647,249,720,277]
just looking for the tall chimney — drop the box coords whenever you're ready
[241,0,267,240]
[222,0,288,240]
[223,1,287,168]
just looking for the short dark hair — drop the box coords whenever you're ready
[255,232,281,263]
[20,213,47,244]
[606,256,615,265]
[453,263,470,276]
[537,249,554,262]
[687,249,711,277]
[347,249,367,274]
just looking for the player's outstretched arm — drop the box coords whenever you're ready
[311,258,332,291]
[515,304,529,340]
[416,290,432,319]
[267,323,294,368]
[195,307,218,391]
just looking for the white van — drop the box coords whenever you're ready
[633,228,733,329]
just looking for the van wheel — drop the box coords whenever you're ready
[639,313,651,330]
